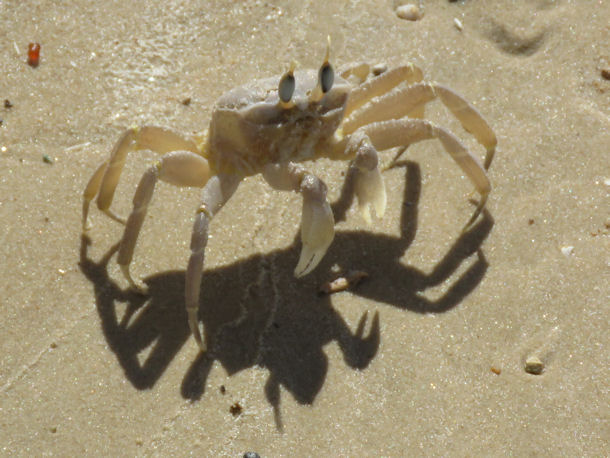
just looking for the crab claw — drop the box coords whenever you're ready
[354,166,387,224]
[348,133,387,225]
[295,176,335,277]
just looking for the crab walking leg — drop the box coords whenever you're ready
[82,160,108,231]
[344,83,497,170]
[434,85,496,170]
[343,83,437,134]
[90,126,200,224]
[346,132,387,224]
[344,64,424,116]
[356,119,491,227]
[185,174,240,351]
[117,151,212,291]
[263,163,335,277]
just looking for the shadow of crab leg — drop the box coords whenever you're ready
[84,126,200,228]
[344,64,424,117]
[262,163,335,278]
[360,119,491,229]
[344,83,497,170]
[117,151,212,292]
[186,174,240,352]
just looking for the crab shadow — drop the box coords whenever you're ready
[79,160,493,428]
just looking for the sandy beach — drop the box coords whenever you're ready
[1,0,608,455]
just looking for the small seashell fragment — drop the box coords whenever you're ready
[453,18,463,31]
[560,245,574,257]
[396,4,422,21]
[319,270,369,295]
[524,356,544,375]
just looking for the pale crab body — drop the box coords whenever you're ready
[209,69,349,173]
[82,44,496,352]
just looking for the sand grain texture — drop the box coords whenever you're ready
[1,0,608,456]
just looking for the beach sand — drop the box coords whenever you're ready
[1,0,608,455]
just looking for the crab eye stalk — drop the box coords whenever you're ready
[278,61,297,107]
[320,35,334,93]
[318,61,334,93]
[310,36,334,102]
[279,71,295,103]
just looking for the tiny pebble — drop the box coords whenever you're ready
[601,68,610,80]
[27,42,41,67]
[604,178,610,186]
[4,99,13,108]
[230,402,243,416]
[525,356,544,375]
[560,245,574,257]
[49,426,57,434]
[453,18,463,31]
[372,63,388,76]
[396,4,422,21]
[244,453,260,458]
[490,366,501,375]
[42,154,53,164]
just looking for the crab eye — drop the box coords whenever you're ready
[278,69,295,103]
[318,61,334,93]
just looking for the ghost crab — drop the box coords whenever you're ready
[82,41,496,352]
